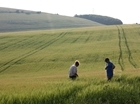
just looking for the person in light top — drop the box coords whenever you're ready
[105,58,115,81]
[69,60,80,80]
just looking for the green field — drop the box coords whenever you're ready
[0,25,140,104]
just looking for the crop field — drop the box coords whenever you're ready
[0,11,103,32]
[0,25,140,104]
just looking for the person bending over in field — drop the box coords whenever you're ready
[105,58,115,81]
[68,60,80,80]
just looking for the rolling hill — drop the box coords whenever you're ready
[0,7,103,32]
[75,14,123,25]
[0,24,140,104]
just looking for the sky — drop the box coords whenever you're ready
[0,0,140,24]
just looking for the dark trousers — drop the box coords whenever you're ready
[107,75,113,81]
[69,76,77,80]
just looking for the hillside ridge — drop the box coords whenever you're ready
[0,7,103,32]
[75,14,123,25]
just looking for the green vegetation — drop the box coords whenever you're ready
[75,14,123,25]
[0,7,103,32]
[0,25,140,104]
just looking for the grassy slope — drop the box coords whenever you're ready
[0,7,103,32]
[0,24,140,78]
[0,24,140,77]
[0,24,140,103]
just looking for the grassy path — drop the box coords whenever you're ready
[116,25,139,70]
[120,26,138,68]
[116,25,124,71]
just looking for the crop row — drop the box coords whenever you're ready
[0,32,67,73]
[116,25,139,70]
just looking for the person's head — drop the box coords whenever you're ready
[75,60,80,67]
[105,58,110,63]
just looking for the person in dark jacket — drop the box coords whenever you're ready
[105,58,115,81]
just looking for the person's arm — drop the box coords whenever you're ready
[74,73,78,77]
[112,64,115,69]
[74,67,78,76]
[105,64,108,70]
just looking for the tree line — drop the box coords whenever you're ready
[74,14,123,25]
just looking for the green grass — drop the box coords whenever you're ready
[0,77,140,104]
[0,25,140,104]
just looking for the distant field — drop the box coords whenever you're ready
[0,7,103,32]
[0,25,140,104]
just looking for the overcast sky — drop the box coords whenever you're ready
[0,0,140,24]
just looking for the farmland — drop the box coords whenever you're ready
[0,25,140,104]
[0,7,103,32]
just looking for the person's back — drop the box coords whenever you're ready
[106,62,114,76]
[68,60,79,80]
[69,65,77,77]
